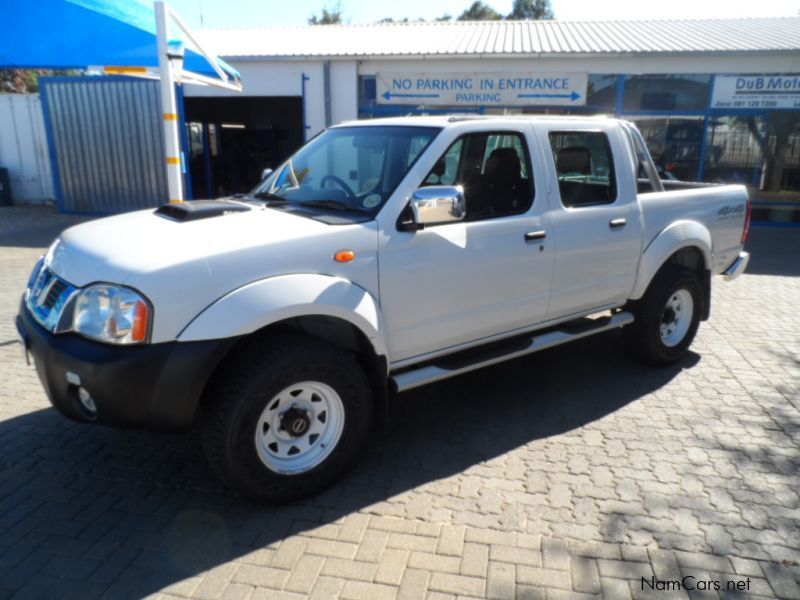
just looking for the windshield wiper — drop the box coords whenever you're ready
[252,191,288,202]
[298,199,370,213]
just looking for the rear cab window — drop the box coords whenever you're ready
[548,131,617,208]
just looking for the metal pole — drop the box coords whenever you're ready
[301,73,310,142]
[323,61,331,127]
[614,75,625,118]
[696,75,715,182]
[155,1,184,203]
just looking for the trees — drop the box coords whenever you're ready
[309,3,343,25]
[381,13,453,22]
[0,70,29,93]
[457,2,502,21]
[0,69,77,93]
[508,0,554,20]
[310,0,556,24]
[374,0,554,23]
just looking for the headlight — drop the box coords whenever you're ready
[72,284,151,344]
[25,257,45,299]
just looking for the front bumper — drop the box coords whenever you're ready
[16,300,237,431]
[722,251,750,282]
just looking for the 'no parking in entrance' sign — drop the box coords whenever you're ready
[376,72,588,106]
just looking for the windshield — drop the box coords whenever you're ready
[253,126,440,214]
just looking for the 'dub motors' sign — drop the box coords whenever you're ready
[711,75,800,110]
[376,72,588,106]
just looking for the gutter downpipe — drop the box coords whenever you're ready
[323,60,332,128]
[301,73,311,141]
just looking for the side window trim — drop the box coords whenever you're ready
[548,129,618,209]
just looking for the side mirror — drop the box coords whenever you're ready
[404,185,466,230]
[261,168,273,181]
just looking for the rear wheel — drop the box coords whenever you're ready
[202,334,373,502]
[624,266,702,365]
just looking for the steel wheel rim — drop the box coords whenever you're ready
[254,381,345,475]
[660,289,693,348]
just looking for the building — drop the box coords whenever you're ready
[4,17,800,212]
[178,17,800,200]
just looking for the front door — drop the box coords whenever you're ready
[379,128,555,364]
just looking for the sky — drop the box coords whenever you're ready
[168,0,800,29]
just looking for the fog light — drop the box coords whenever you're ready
[78,387,97,415]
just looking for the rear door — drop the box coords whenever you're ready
[539,124,643,318]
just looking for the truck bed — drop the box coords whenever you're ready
[637,182,749,275]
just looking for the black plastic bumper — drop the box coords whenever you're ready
[16,300,237,432]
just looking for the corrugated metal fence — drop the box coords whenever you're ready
[0,94,54,203]
[40,77,167,213]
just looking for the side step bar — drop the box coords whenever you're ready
[391,311,634,393]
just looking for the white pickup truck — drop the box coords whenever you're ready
[17,116,750,502]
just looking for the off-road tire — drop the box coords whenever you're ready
[201,333,373,503]
[624,265,703,365]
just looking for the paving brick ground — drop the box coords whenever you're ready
[0,204,798,600]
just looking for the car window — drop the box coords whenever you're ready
[260,126,440,214]
[423,132,533,221]
[548,131,617,207]
[424,139,463,186]
[408,133,435,168]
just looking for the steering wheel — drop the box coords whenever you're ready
[320,175,357,202]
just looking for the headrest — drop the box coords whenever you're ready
[556,146,592,175]
[431,157,447,178]
[485,147,521,181]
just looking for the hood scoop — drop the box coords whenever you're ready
[154,200,251,222]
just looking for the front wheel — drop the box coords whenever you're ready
[201,334,373,503]
[624,266,703,365]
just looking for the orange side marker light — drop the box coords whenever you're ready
[334,250,356,263]
[131,300,149,342]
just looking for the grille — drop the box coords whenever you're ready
[26,266,77,332]
[41,278,67,309]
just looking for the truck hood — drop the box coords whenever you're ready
[48,203,334,284]
[45,202,379,342]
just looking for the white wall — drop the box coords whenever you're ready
[303,62,326,139]
[0,94,54,204]
[189,52,797,139]
[183,59,361,139]
[330,61,358,125]
[184,61,308,97]
[183,60,331,140]
[183,53,793,146]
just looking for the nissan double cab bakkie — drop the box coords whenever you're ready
[17,116,751,502]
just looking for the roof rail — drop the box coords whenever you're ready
[447,115,489,122]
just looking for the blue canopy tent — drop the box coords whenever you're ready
[0,0,241,203]
[0,0,240,86]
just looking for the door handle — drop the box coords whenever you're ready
[524,230,547,241]
[609,218,627,229]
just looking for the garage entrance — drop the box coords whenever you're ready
[183,97,304,198]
